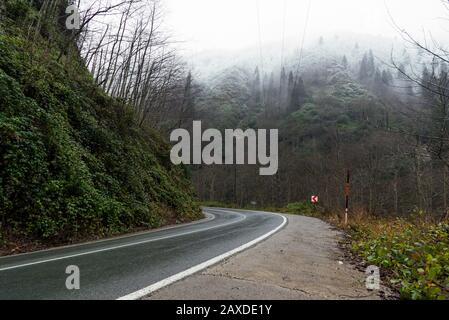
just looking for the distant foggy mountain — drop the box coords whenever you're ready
[187,32,419,83]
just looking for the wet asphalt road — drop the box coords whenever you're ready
[0,208,285,300]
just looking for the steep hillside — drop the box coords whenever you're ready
[0,0,201,250]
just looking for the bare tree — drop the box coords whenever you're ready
[387,1,449,217]
[78,0,187,128]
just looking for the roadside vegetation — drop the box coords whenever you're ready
[349,214,449,300]
[280,202,449,300]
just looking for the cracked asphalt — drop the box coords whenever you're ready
[146,213,384,300]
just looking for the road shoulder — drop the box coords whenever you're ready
[146,213,386,300]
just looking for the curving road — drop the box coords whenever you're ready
[0,208,286,300]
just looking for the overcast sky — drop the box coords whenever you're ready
[163,0,448,55]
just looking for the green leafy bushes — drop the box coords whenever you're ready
[351,218,449,300]
[4,0,30,20]
[285,201,322,217]
[0,5,201,247]
[280,201,449,300]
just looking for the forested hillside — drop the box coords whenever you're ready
[0,0,200,251]
[191,37,449,219]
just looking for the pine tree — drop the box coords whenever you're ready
[381,70,393,85]
[281,67,287,84]
[287,71,294,96]
[367,50,375,76]
[286,71,295,109]
[250,66,262,111]
[289,76,306,112]
[262,72,269,109]
[420,66,434,100]
[280,67,288,111]
[374,68,382,84]
[342,55,348,69]
[267,72,276,114]
[359,54,369,80]
[179,71,195,128]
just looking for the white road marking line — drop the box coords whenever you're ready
[117,210,287,300]
[0,212,215,260]
[0,211,246,272]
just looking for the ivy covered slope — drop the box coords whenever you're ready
[0,1,201,246]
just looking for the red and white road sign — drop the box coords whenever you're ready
[311,195,319,204]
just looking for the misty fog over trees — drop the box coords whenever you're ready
[189,38,448,217]
[71,0,449,218]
